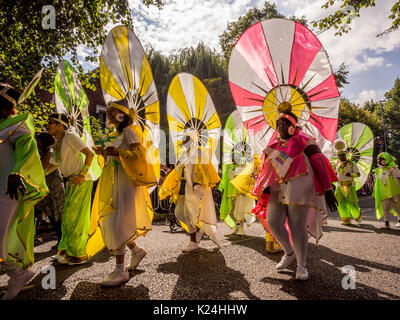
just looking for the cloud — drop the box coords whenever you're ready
[353,89,386,105]
[128,0,262,55]
[285,0,400,73]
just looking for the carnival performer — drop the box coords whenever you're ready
[0,84,48,300]
[372,152,400,229]
[159,130,221,253]
[253,110,338,281]
[219,155,255,236]
[227,153,283,253]
[91,100,156,287]
[46,113,94,265]
[333,140,361,225]
[35,132,65,248]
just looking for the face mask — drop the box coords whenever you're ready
[115,113,125,122]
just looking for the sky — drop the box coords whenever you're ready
[78,0,400,106]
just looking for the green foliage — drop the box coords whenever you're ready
[88,115,110,143]
[147,43,233,130]
[314,0,400,36]
[381,78,400,158]
[16,93,55,132]
[333,63,349,89]
[0,0,162,91]
[338,78,400,162]
[1,0,161,133]
[338,98,382,134]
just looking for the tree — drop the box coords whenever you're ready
[147,43,232,129]
[381,77,400,158]
[218,1,307,65]
[1,0,162,132]
[314,0,400,36]
[0,0,163,91]
[333,63,349,90]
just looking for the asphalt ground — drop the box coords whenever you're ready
[1,195,399,300]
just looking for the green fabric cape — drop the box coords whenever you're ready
[3,113,49,268]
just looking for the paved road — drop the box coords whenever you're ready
[1,195,399,300]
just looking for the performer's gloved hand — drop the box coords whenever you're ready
[263,186,271,194]
[104,146,119,156]
[93,146,103,155]
[72,174,85,185]
[193,184,204,199]
[6,174,26,200]
[324,189,338,212]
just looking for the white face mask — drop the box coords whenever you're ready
[115,113,125,122]
[378,159,386,167]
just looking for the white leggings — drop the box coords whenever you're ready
[0,195,19,263]
[267,192,309,267]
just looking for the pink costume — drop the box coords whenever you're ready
[252,128,337,270]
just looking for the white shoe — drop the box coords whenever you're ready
[195,230,204,244]
[395,222,400,228]
[296,266,309,281]
[1,269,35,300]
[102,268,129,287]
[51,250,66,262]
[181,241,199,253]
[127,248,147,271]
[276,252,296,270]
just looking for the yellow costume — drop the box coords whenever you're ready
[159,143,220,244]
[87,124,156,257]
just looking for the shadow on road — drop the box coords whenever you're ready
[356,224,400,235]
[261,243,400,300]
[322,225,372,234]
[1,247,113,300]
[157,248,261,300]
[3,260,96,300]
[225,235,283,263]
[70,283,150,300]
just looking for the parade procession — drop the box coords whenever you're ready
[1,1,400,303]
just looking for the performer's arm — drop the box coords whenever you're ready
[392,166,400,179]
[72,147,94,185]
[304,144,338,212]
[41,149,58,175]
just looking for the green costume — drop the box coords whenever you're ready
[0,113,48,268]
[58,180,93,257]
[372,152,400,220]
[51,131,94,259]
[218,163,240,229]
[334,160,361,223]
